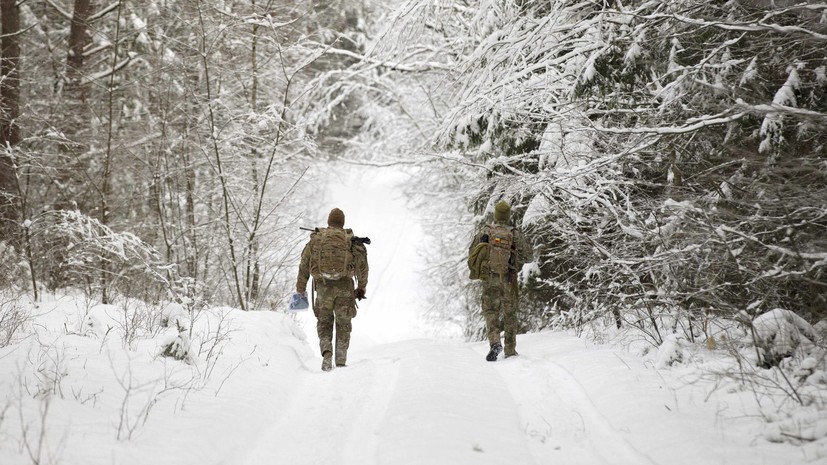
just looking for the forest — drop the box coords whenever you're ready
[1,0,825,382]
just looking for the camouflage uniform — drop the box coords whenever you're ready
[469,201,529,358]
[296,208,369,369]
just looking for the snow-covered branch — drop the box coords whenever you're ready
[646,12,827,42]
[592,111,748,135]
[89,2,121,22]
[81,57,132,85]
[720,225,827,261]
[310,42,452,72]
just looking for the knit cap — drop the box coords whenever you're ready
[328,208,345,228]
[493,201,511,222]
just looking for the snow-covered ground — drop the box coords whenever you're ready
[1,294,822,465]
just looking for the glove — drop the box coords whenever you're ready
[354,288,366,300]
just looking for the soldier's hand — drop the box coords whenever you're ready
[354,288,366,300]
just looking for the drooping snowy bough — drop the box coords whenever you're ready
[751,308,819,368]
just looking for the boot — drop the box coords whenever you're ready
[321,351,333,372]
[504,333,517,358]
[335,347,347,367]
[486,342,503,362]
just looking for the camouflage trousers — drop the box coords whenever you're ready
[314,278,357,365]
[481,274,519,355]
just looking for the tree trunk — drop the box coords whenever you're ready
[185,153,198,280]
[98,1,123,305]
[58,0,94,211]
[245,2,261,304]
[67,0,92,87]
[196,0,247,310]
[0,0,21,237]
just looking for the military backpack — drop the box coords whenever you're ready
[485,224,514,275]
[467,224,515,280]
[309,227,354,280]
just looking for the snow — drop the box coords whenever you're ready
[3,294,822,465]
[753,308,819,361]
[654,333,689,369]
[1,167,825,465]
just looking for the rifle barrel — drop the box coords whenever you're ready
[299,227,371,245]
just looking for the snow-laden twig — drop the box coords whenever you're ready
[641,12,827,42]
[592,111,748,134]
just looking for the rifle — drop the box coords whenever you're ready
[300,226,371,245]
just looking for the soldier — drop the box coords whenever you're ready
[296,208,369,371]
[468,200,529,361]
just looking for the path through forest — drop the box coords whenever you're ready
[233,332,795,465]
[231,165,801,465]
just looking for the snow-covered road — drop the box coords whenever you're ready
[0,297,810,465]
[240,339,531,465]
[232,332,796,465]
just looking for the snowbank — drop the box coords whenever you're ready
[0,293,313,465]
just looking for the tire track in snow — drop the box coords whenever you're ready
[376,340,536,465]
[235,356,401,465]
[497,355,659,465]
